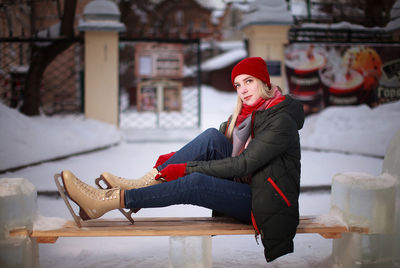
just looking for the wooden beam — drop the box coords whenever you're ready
[9,216,368,244]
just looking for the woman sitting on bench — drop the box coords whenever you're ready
[59,57,305,262]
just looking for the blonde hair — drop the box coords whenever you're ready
[225,80,282,139]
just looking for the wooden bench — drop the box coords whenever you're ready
[8,214,369,267]
[9,215,368,244]
[10,175,369,242]
[6,173,370,267]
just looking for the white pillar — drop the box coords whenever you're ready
[169,236,212,268]
[78,0,125,127]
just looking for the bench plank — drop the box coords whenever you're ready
[9,216,368,243]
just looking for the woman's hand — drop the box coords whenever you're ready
[155,163,187,182]
[153,152,175,168]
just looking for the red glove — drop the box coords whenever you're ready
[153,152,175,168]
[155,163,187,182]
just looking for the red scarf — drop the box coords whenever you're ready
[236,93,285,127]
[236,98,266,126]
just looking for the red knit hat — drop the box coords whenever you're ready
[231,57,271,88]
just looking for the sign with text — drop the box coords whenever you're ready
[135,43,184,79]
[137,80,182,112]
[284,43,400,115]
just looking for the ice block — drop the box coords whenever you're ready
[331,172,398,267]
[331,172,397,234]
[0,237,39,268]
[169,236,212,268]
[382,129,400,265]
[0,178,37,239]
[0,178,39,268]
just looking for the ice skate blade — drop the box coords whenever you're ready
[54,173,83,228]
[95,176,137,224]
[55,173,132,227]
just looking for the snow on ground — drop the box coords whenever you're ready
[300,102,400,157]
[0,104,121,171]
[1,86,399,267]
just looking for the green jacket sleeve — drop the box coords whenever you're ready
[186,111,298,178]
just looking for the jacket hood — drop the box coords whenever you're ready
[276,95,304,130]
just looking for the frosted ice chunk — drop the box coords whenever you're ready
[331,172,398,233]
[381,129,400,263]
[0,236,39,268]
[333,233,395,267]
[0,178,37,239]
[331,172,399,267]
[169,236,212,268]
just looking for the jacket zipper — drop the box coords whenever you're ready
[267,177,291,207]
[251,211,261,244]
[250,112,256,138]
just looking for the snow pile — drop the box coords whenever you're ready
[1,91,399,173]
[333,172,398,190]
[33,213,68,231]
[0,102,121,171]
[300,101,400,157]
[314,207,347,228]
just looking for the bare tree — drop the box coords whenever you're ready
[20,0,77,115]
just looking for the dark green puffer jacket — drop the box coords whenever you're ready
[186,95,304,262]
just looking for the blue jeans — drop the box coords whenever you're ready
[124,128,252,223]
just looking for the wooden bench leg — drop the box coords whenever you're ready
[169,236,212,268]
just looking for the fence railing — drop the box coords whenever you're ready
[0,38,83,115]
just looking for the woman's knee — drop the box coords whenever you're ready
[201,128,227,143]
[181,173,212,187]
[202,128,220,138]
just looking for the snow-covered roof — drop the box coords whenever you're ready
[202,48,246,71]
[78,0,125,32]
[390,0,400,20]
[240,0,293,28]
[300,21,384,31]
[298,0,400,33]
[217,41,245,51]
[232,2,251,12]
[212,9,224,24]
[386,18,400,31]
[184,48,246,76]
[386,0,400,31]
[198,40,244,52]
[36,22,61,47]
[84,0,120,20]
[37,22,60,38]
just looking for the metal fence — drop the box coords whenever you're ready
[118,39,202,129]
[0,38,83,115]
[0,38,202,130]
[288,27,396,44]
